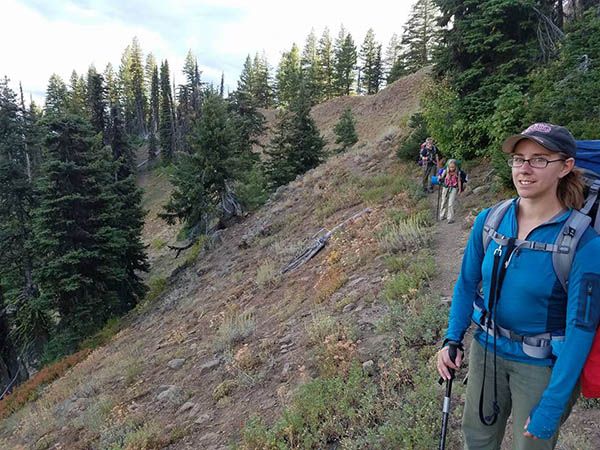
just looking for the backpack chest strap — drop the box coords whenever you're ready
[483,226,569,255]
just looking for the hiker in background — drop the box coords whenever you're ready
[420,137,439,193]
[439,159,462,224]
[436,123,600,449]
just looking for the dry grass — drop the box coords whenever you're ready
[214,305,257,352]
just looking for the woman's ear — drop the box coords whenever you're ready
[559,157,575,178]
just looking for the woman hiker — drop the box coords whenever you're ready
[436,123,600,449]
[439,159,463,224]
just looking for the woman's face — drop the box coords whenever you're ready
[448,163,457,172]
[511,140,573,202]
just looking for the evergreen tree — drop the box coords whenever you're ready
[276,44,302,106]
[119,38,147,135]
[144,53,157,102]
[334,27,357,95]
[301,29,322,104]
[333,107,359,152]
[87,67,106,138]
[103,63,120,107]
[68,71,88,117]
[526,8,600,139]
[265,84,325,188]
[383,33,403,84]
[33,113,140,352]
[108,101,135,177]
[359,29,382,94]
[159,60,176,162]
[161,89,239,234]
[318,27,336,100]
[433,0,541,154]
[0,78,44,352]
[45,74,68,115]
[148,65,160,160]
[252,52,274,108]
[402,0,443,73]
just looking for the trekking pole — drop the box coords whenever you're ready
[436,183,441,221]
[439,342,459,450]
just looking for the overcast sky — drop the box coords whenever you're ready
[2,0,417,105]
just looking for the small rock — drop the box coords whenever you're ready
[278,336,292,345]
[362,360,375,375]
[200,432,220,443]
[342,303,356,313]
[194,413,211,425]
[156,385,185,406]
[198,359,221,375]
[168,358,186,370]
[348,277,365,287]
[281,363,291,378]
[176,401,195,415]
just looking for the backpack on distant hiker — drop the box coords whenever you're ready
[478,139,600,398]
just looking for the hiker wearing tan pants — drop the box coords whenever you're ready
[439,159,462,223]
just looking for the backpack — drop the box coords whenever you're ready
[480,139,600,398]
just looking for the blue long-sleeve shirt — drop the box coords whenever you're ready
[446,198,600,439]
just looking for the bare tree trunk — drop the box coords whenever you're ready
[557,0,564,29]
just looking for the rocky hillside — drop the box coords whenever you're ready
[1,67,599,450]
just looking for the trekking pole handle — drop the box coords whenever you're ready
[438,340,463,385]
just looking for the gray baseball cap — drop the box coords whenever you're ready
[502,123,577,158]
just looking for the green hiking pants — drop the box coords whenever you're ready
[462,339,580,450]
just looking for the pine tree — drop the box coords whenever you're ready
[33,113,138,352]
[433,0,541,152]
[108,101,135,177]
[45,74,69,115]
[87,67,106,137]
[318,27,336,100]
[333,107,359,152]
[159,60,175,162]
[301,29,322,105]
[276,44,302,106]
[161,89,238,234]
[148,65,160,160]
[68,71,88,117]
[119,38,147,135]
[383,33,403,84]
[265,84,325,188]
[104,63,120,107]
[334,27,357,95]
[0,78,44,352]
[359,29,382,95]
[252,52,274,108]
[402,0,443,73]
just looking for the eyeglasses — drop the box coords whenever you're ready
[507,156,566,168]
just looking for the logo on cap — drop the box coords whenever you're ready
[524,123,552,134]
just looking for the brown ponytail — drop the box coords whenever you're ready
[557,169,585,210]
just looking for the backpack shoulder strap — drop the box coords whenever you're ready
[482,199,513,253]
[552,210,592,293]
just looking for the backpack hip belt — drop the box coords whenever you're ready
[472,297,564,359]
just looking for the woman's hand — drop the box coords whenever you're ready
[436,345,463,380]
[523,417,539,440]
